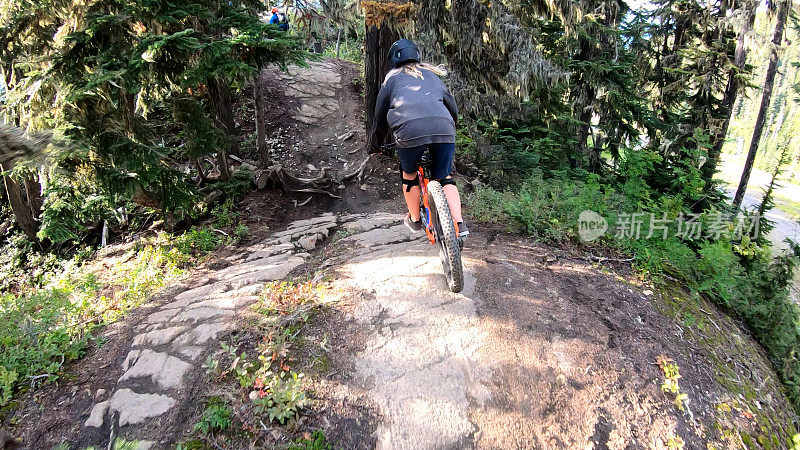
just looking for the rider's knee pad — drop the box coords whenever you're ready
[438,177,456,187]
[401,176,420,192]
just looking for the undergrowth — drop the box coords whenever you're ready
[322,40,363,64]
[0,197,250,411]
[0,237,186,409]
[192,280,327,447]
[465,123,800,432]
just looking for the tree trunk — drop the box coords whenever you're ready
[253,70,272,167]
[732,0,789,210]
[336,28,342,59]
[23,171,43,216]
[703,0,756,190]
[364,5,402,150]
[207,78,234,181]
[1,163,39,241]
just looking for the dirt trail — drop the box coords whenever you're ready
[9,59,799,449]
[325,221,797,448]
[333,215,489,447]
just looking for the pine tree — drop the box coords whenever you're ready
[705,0,757,189]
[621,0,757,204]
[756,143,791,245]
[1,0,305,243]
[733,0,791,209]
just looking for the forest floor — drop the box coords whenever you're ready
[6,60,799,449]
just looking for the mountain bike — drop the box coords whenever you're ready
[385,144,464,293]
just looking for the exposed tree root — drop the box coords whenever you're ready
[250,156,371,198]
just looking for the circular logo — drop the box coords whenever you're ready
[578,210,608,242]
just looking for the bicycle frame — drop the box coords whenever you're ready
[417,163,460,245]
[417,167,437,244]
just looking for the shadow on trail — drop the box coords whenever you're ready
[324,224,798,449]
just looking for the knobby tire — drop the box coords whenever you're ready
[427,180,464,293]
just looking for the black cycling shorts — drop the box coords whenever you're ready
[397,143,455,180]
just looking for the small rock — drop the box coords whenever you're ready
[359,184,368,191]
[338,184,346,190]
[297,235,319,251]
[95,388,107,399]
[85,400,109,427]
[122,350,141,371]
[643,289,653,296]
[108,389,177,426]
[119,349,192,389]
[307,164,317,171]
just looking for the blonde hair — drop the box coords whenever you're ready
[384,62,447,83]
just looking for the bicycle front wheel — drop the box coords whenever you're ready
[427,180,464,293]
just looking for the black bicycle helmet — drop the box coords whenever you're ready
[388,39,420,69]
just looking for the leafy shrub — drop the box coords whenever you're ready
[194,398,233,434]
[201,281,324,431]
[0,287,91,405]
[113,244,185,310]
[289,430,333,450]
[174,227,220,255]
[233,223,249,241]
[323,40,364,64]
[468,184,512,225]
[250,371,307,425]
[212,199,239,228]
[256,281,318,316]
[461,118,577,188]
[209,342,309,426]
[0,236,189,407]
[36,171,120,245]
[210,167,253,201]
[467,171,623,241]
[0,233,93,292]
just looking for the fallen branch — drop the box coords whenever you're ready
[293,197,312,208]
[253,164,341,198]
[211,228,229,236]
[338,130,356,141]
[587,253,635,263]
[26,374,51,383]
[229,154,258,171]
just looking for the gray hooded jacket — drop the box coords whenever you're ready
[370,68,458,149]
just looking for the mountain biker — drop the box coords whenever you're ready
[369,39,468,237]
[269,7,282,28]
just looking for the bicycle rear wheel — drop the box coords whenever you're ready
[427,180,464,293]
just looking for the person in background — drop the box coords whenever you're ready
[269,7,289,31]
[269,7,280,25]
[277,10,289,31]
